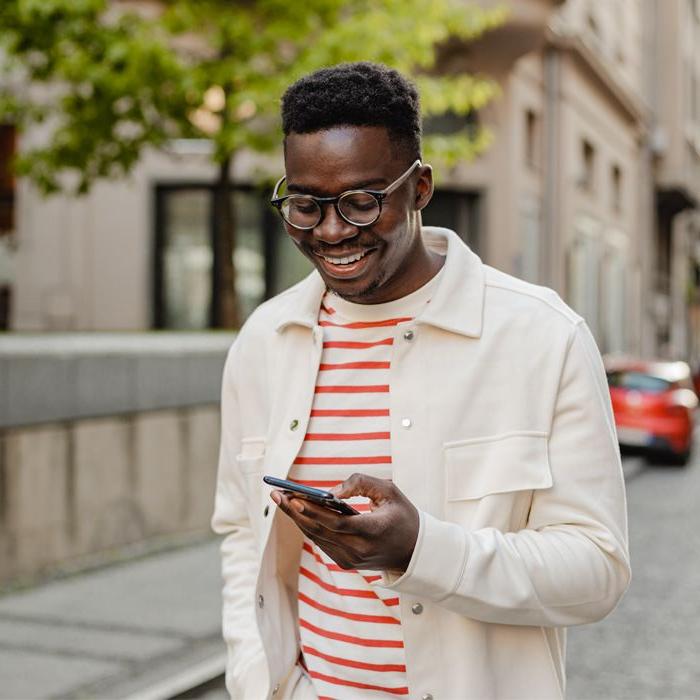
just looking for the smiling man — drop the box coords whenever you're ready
[211,63,630,700]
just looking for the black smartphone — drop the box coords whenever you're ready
[263,476,359,515]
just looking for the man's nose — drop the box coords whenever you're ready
[313,203,358,244]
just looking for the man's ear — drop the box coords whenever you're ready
[415,164,434,211]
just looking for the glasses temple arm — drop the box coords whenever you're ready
[381,159,422,196]
[271,175,286,201]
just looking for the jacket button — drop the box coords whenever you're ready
[401,417,412,428]
[289,419,299,431]
[258,594,264,609]
[411,602,423,615]
[264,505,270,517]
[422,694,433,700]
[403,329,414,341]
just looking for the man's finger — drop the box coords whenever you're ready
[272,492,356,540]
[331,472,394,502]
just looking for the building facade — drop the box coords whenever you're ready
[4,0,700,363]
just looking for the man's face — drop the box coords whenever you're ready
[282,126,433,304]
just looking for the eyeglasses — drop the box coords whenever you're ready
[270,159,422,230]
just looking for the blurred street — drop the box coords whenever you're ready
[2,1,700,698]
[0,536,226,700]
[568,450,700,700]
[2,452,695,700]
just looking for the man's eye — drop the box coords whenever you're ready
[291,199,317,213]
[343,196,376,212]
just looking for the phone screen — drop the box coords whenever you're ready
[263,475,359,515]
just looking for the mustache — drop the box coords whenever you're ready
[299,237,379,257]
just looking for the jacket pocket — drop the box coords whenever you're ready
[236,437,267,536]
[236,436,266,474]
[443,431,552,530]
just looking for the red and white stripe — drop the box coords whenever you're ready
[289,278,439,698]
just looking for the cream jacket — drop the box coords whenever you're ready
[211,227,631,700]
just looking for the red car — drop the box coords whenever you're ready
[604,357,697,465]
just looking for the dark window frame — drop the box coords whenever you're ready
[0,124,16,234]
[152,181,279,329]
[153,181,482,328]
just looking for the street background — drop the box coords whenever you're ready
[1,450,697,700]
[2,0,700,698]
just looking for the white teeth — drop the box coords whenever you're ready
[322,250,367,265]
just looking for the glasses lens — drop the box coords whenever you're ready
[338,192,380,225]
[281,196,321,228]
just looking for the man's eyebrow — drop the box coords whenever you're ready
[286,178,387,195]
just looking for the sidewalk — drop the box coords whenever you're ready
[0,536,226,700]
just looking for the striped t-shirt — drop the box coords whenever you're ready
[288,271,442,699]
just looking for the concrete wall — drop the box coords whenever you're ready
[0,333,234,586]
[0,332,234,427]
[0,406,220,586]
[11,141,280,332]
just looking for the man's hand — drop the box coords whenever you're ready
[270,473,419,573]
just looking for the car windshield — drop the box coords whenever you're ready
[606,371,672,394]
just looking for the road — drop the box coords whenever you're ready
[567,451,700,700]
[193,454,699,700]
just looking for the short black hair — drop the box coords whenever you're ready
[281,62,422,162]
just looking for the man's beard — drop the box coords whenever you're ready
[297,235,386,303]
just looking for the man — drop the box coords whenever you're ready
[212,62,630,700]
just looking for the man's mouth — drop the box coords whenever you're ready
[315,249,371,266]
[312,247,377,278]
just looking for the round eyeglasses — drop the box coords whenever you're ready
[270,159,422,230]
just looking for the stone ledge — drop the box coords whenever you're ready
[0,332,236,428]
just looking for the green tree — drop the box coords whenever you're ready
[0,0,504,328]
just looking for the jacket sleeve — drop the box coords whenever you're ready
[383,320,631,627]
[211,340,268,697]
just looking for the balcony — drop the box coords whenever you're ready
[438,0,565,75]
[652,0,700,212]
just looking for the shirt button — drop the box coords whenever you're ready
[289,419,299,431]
[403,329,414,341]
[263,505,270,517]
[411,602,423,615]
[272,683,280,695]
[258,594,264,609]
[401,417,412,429]
[422,694,433,700]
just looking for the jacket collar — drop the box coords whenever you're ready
[275,226,484,338]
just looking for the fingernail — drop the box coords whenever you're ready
[270,492,281,505]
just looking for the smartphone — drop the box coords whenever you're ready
[263,476,359,515]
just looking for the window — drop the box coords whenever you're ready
[567,216,602,340]
[154,184,312,330]
[606,372,670,393]
[600,235,627,354]
[0,125,16,233]
[159,188,212,329]
[154,182,482,329]
[422,189,481,253]
[524,110,539,170]
[423,110,479,139]
[0,125,16,329]
[611,164,623,213]
[517,194,541,283]
[580,139,596,192]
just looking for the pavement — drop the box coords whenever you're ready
[0,536,227,700]
[0,454,663,700]
[568,445,700,700]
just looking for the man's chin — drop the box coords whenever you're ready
[324,275,382,303]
